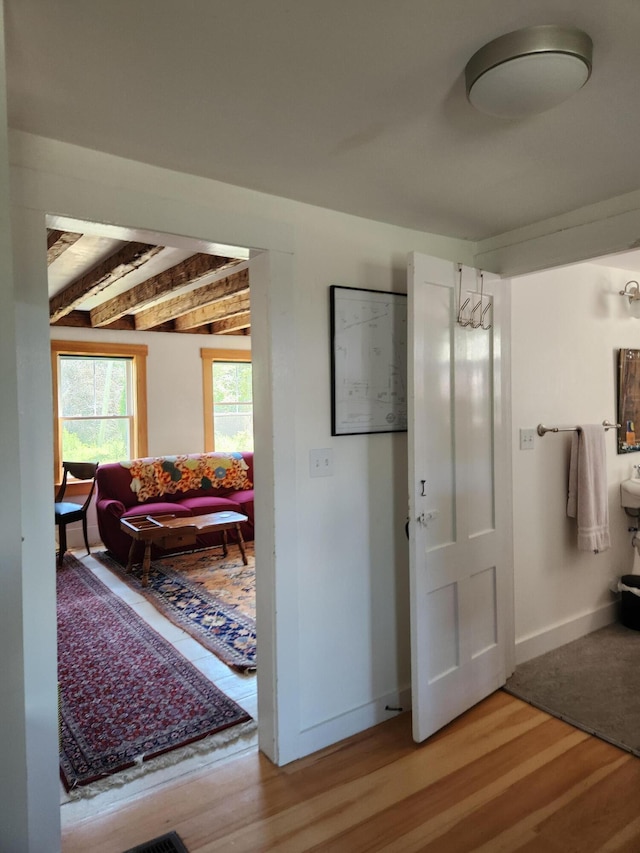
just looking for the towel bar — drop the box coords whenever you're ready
[536,420,620,437]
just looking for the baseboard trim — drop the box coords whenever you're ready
[515,601,619,665]
[297,686,412,758]
[63,522,101,551]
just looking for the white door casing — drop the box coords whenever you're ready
[408,252,513,743]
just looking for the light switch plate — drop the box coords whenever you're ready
[519,428,536,450]
[309,448,333,477]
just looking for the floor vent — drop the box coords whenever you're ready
[123,830,189,853]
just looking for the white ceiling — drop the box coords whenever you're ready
[5,1,640,243]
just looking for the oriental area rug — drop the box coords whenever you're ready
[57,554,253,793]
[95,544,256,673]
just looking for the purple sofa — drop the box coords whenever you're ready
[95,451,254,565]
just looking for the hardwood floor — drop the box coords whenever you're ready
[62,690,640,852]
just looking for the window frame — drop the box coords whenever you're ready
[201,347,252,452]
[51,340,148,489]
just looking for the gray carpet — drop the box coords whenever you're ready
[505,622,640,756]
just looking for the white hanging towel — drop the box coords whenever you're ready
[567,424,610,553]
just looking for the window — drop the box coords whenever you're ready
[51,341,148,482]
[201,348,253,452]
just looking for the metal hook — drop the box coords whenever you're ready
[457,264,475,327]
[456,264,468,325]
[470,271,486,329]
[481,301,492,330]
[475,272,493,330]
[470,297,483,328]
[458,296,471,326]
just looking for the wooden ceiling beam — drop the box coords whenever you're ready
[135,267,249,331]
[51,310,213,334]
[210,310,252,335]
[49,242,164,323]
[171,324,212,335]
[89,253,238,327]
[47,229,64,250]
[173,292,250,330]
[46,229,82,265]
[50,310,136,331]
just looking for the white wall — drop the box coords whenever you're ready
[9,111,640,853]
[0,9,45,848]
[3,130,473,849]
[511,261,638,663]
[51,326,251,548]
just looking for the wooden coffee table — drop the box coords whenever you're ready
[120,510,249,586]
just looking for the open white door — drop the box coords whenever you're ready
[408,252,513,743]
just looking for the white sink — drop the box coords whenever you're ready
[621,479,640,508]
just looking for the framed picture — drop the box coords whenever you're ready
[330,285,407,436]
[617,348,640,453]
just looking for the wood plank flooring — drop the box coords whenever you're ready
[62,690,640,852]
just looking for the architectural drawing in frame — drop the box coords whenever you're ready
[330,285,407,436]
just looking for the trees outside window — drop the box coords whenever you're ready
[201,348,253,452]
[51,340,148,482]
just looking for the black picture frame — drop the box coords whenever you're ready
[330,285,408,436]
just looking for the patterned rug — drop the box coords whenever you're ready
[94,544,256,672]
[58,554,253,791]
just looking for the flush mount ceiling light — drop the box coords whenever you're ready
[465,25,593,118]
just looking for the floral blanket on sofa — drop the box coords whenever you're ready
[121,453,252,503]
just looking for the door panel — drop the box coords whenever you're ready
[418,278,456,550]
[408,252,512,744]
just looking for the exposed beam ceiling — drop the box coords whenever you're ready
[174,289,250,332]
[49,242,165,323]
[89,253,238,327]
[47,230,82,264]
[48,230,251,336]
[134,267,249,330]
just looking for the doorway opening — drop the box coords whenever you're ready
[48,214,261,818]
[506,245,640,755]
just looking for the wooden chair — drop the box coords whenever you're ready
[55,461,99,568]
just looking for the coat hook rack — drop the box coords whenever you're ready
[456,265,492,330]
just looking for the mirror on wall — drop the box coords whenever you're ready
[618,348,640,454]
